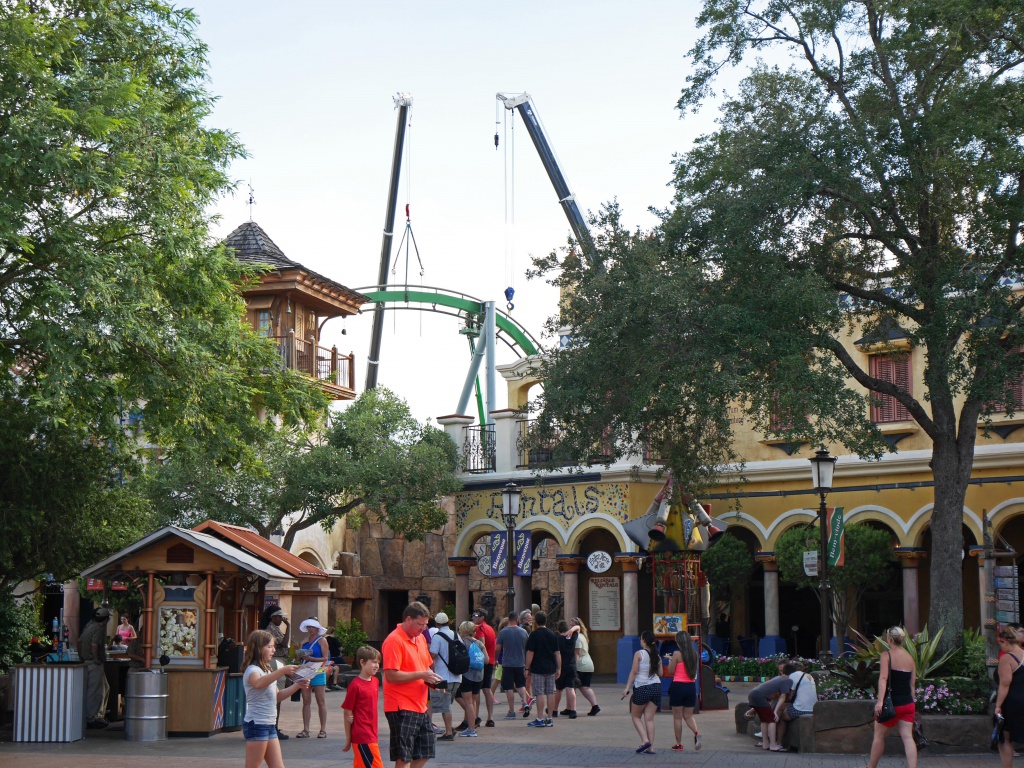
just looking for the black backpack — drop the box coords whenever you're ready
[440,631,470,675]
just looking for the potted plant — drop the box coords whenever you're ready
[333,619,370,665]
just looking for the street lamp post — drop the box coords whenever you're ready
[502,482,522,615]
[809,447,837,666]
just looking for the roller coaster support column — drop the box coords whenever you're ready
[484,301,497,423]
[456,335,487,418]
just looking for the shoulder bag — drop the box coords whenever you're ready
[876,652,897,723]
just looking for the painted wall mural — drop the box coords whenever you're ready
[455,482,630,531]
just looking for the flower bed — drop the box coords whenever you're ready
[817,674,988,715]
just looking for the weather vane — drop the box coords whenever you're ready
[247,181,256,221]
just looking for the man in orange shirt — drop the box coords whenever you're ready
[382,602,443,768]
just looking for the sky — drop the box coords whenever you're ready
[189,1,719,423]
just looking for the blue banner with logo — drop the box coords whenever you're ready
[490,531,508,577]
[515,530,532,576]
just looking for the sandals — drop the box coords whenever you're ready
[295,730,310,738]
[635,742,652,754]
[642,747,655,755]
[770,746,785,752]
[317,730,327,739]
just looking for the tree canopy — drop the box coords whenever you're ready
[533,0,1024,653]
[0,1,328,591]
[775,523,896,645]
[143,388,463,550]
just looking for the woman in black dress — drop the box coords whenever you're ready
[996,624,1024,768]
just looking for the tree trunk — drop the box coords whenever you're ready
[927,432,972,656]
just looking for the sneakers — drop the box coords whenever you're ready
[437,733,455,741]
[568,711,577,719]
[431,724,446,735]
[526,718,546,727]
[695,733,702,751]
[485,719,495,727]
[475,717,482,727]
[544,719,554,727]
[560,708,572,715]
[672,744,685,752]
[504,711,517,720]
[588,705,600,716]
[458,729,478,738]
[455,721,469,733]
[522,705,531,718]
[551,711,558,718]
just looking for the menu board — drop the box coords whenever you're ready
[589,576,621,631]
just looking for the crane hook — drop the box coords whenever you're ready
[504,286,515,311]
[494,131,499,150]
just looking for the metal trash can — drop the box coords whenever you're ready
[125,669,167,741]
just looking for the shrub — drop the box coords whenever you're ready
[713,654,820,677]
[333,618,370,661]
[940,629,986,679]
[0,593,43,673]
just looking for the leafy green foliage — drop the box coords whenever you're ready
[941,629,987,679]
[0,593,44,673]
[533,0,1024,656]
[0,1,328,591]
[332,618,370,661]
[849,625,959,681]
[144,388,462,548]
[776,524,896,646]
[830,657,879,692]
[700,532,755,602]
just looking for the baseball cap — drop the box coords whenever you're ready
[270,608,285,618]
[95,607,111,619]
[434,612,449,625]
[471,610,485,619]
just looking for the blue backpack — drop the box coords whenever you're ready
[468,640,485,670]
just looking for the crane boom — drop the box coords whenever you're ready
[497,92,595,265]
[365,93,413,391]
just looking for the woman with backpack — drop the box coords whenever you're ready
[455,621,487,737]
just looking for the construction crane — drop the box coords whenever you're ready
[496,92,596,265]
[365,93,413,391]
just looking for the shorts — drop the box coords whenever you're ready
[482,663,495,688]
[242,720,278,741]
[353,743,384,768]
[501,666,526,692]
[880,702,915,727]
[555,669,578,691]
[385,710,435,763]
[631,682,662,707]
[577,671,593,687]
[668,681,696,708]
[430,687,453,714]
[784,705,812,721]
[752,705,778,724]
[457,678,482,697]
[531,672,557,697]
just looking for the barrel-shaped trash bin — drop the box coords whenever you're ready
[125,669,167,742]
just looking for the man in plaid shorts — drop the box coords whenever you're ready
[382,602,443,768]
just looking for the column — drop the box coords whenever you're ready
[436,414,474,454]
[514,575,532,615]
[556,555,586,621]
[448,557,476,626]
[756,552,787,656]
[894,548,926,636]
[490,409,523,474]
[614,554,643,684]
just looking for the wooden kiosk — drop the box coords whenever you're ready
[81,526,292,735]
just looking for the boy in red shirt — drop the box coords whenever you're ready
[343,646,383,768]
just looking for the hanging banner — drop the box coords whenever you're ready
[827,506,845,567]
[490,531,508,578]
[514,530,532,576]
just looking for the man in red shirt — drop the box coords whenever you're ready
[472,610,497,728]
[382,602,442,768]
[343,646,384,768]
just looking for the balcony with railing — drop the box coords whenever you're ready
[273,332,355,400]
[462,424,496,474]
[516,418,569,469]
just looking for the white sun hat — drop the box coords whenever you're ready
[299,618,328,636]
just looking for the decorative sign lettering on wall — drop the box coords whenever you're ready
[454,483,629,531]
[587,551,612,573]
[589,576,621,631]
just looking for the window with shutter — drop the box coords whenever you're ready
[870,354,912,423]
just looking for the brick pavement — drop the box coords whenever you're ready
[0,682,993,767]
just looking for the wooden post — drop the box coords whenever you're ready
[144,572,155,667]
[331,346,339,385]
[205,572,214,668]
[287,329,295,370]
[348,352,355,390]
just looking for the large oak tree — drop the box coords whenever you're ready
[533,1,1024,654]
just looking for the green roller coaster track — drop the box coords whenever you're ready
[357,285,541,424]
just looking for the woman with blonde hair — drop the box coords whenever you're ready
[569,617,600,715]
[241,630,308,768]
[996,624,1024,768]
[455,620,486,737]
[666,630,701,751]
[867,626,917,768]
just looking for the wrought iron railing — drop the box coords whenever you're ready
[463,424,496,474]
[272,333,354,391]
[516,418,568,468]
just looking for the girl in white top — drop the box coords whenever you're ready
[622,630,663,754]
[242,629,309,768]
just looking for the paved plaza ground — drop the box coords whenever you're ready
[0,681,996,768]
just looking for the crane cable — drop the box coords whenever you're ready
[504,104,516,311]
[389,107,425,332]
